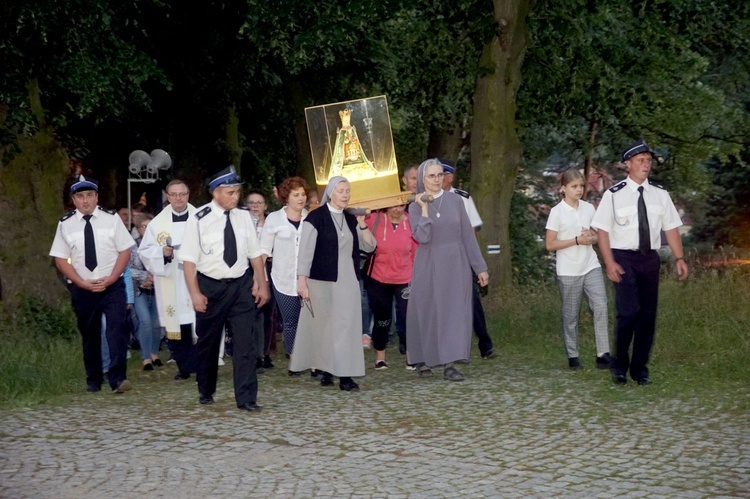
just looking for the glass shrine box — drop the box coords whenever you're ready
[305,95,410,210]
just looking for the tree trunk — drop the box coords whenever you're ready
[0,79,70,305]
[427,123,464,161]
[226,104,242,174]
[286,78,314,184]
[583,117,598,196]
[27,78,46,129]
[470,0,533,293]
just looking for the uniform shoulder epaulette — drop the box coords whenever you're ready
[59,210,76,222]
[454,188,470,199]
[195,206,212,220]
[98,206,115,215]
[609,181,627,193]
[237,205,250,211]
[651,182,666,190]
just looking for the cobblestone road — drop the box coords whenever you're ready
[1,349,748,498]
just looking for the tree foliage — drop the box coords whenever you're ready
[1,0,749,303]
[1,0,167,137]
[519,0,749,197]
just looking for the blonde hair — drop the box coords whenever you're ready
[560,168,584,197]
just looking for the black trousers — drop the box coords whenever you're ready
[247,263,273,360]
[611,249,660,379]
[365,278,408,351]
[70,278,127,390]
[196,271,259,406]
[472,272,493,356]
[169,323,198,374]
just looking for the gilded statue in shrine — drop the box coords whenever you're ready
[305,95,409,209]
[330,109,378,179]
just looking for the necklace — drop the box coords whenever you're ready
[430,194,445,218]
[332,212,345,236]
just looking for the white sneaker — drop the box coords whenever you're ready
[362,334,372,349]
[218,358,226,366]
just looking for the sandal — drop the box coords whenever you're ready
[417,364,433,378]
[443,366,465,382]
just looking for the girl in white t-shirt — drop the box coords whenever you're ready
[545,169,611,371]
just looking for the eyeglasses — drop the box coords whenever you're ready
[425,173,445,181]
[167,192,189,198]
[247,201,266,206]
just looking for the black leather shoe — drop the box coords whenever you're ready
[596,353,613,369]
[568,357,582,371]
[199,394,214,405]
[153,359,164,367]
[238,402,262,412]
[320,372,334,387]
[263,355,274,369]
[174,372,191,380]
[612,373,627,385]
[339,377,360,391]
[634,377,652,386]
[399,342,407,355]
[86,384,101,392]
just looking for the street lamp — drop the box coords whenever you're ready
[127,149,172,229]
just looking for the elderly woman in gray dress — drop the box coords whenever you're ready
[292,176,376,391]
[407,158,489,381]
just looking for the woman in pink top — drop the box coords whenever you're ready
[364,203,418,370]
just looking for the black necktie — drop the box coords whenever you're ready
[223,210,237,267]
[637,186,650,254]
[172,212,188,222]
[83,215,98,271]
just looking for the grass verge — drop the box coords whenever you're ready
[1,270,748,410]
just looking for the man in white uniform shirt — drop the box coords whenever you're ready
[181,166,270,412]
[441,159,496,359]
[138,179,199,380]
[592,139,688,386]
[50,175,135,394]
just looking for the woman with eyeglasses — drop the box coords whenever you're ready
[246,189,268,239]
[129,212,163,371]
[407,158,489,381]
[244,189,275,371]
[291,176,376,391]
[258,177,309,375]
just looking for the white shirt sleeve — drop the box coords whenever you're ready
[545,205,561,231]
[591,190,614,232]
[661,193,683,231]
[113,216,136,252]
[49,222,71,259]
[464,195,483,228]
[180,216,200,264]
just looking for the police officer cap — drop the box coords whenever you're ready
[621,139,657,162]
[70,175,98,194]
[207,165,243,191]
[439,158,456,174]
